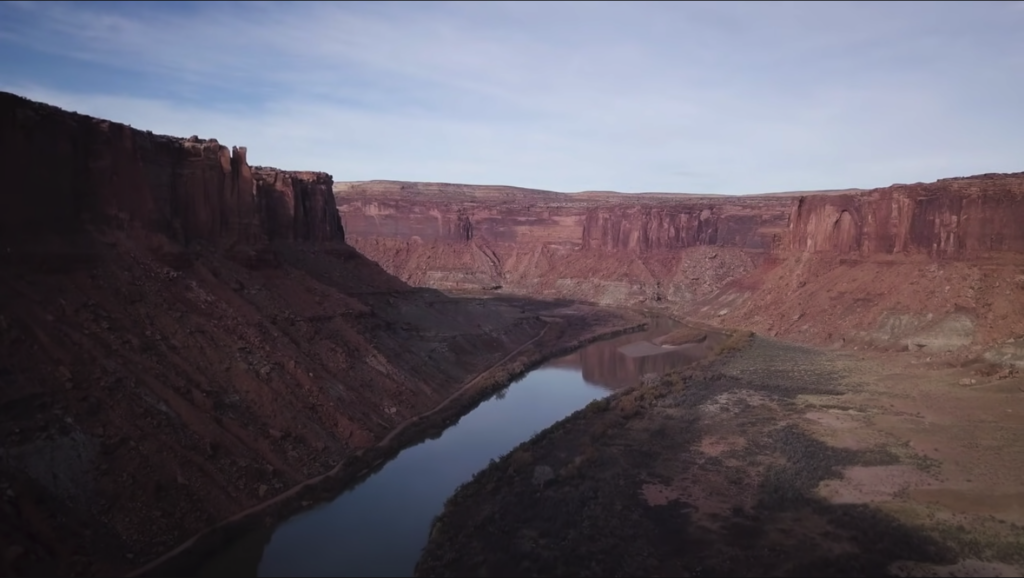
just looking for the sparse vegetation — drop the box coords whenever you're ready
[505,449,533,474]
[927,519,1024,566]
[713,328,756,356]
[415,335,1023,577]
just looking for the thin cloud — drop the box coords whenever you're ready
[0,1,1022,194]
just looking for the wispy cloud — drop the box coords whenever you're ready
[1,1,1022,193]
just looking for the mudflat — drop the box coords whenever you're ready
[417,336,1024,577]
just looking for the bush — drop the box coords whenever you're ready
[506,449,533,473]
[714,329,755,356]
[640,373,661,388]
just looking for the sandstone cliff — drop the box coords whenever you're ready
[338,175,1024,357]
[788,174,1024,257]
[337,181,793,306]
[0,92,556,576]
[2,95,347,255]
[253,167,344,243]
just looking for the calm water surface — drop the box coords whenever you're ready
[199,318,721,577]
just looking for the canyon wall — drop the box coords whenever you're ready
[337,181,794,305]
[2,98,345,253]
[701,173,1024,354]
[788,174,1024,257]
[338,181,792,252]
[0,92,550,575]
[338,175,1024,355]
[253,167,344,243]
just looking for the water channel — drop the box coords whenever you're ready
[198,317,724,577]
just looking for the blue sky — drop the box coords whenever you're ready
[1,1,1023,194]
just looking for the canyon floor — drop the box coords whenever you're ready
[417,335,1024,578]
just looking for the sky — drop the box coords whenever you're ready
[1,1,1023,194]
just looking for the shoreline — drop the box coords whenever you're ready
[416,334,1024,577]
[128,311,651,578]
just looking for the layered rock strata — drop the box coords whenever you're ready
[337,174,1024,354]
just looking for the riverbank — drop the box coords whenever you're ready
[130,300,648,578]
[417,335,1024,577]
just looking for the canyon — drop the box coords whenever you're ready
[0,92,639,577]
[338,174,1024,359]
[333,169,1024,578]
[3,87,1024,578]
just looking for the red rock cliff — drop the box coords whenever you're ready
[338,181,792,253]
[1,92,344,252]
[337,181,794,305]
[580,204,786,253]
[253,167,344,243]
[788,174,1024,257]
[339,175,1024,354]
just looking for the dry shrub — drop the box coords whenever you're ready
[506,449,533,474]
[667,373,687,390]
[616,391,647,419]
[559,447,597,480]
[584,397,610,414]
[587,415,614,443]
[713,329,755,356]
[640,373,661,388]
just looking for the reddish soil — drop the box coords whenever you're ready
[418,338,1024,577]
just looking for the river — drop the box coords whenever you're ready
[197,317,723,577]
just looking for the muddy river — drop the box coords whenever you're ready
[198,317,724,577]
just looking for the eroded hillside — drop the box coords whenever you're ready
[0,93,637,576]
[337,176,1024,360]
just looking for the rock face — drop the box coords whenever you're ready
[580,204,783,253]
[788,174,1024,257]
[2,96,343,251]
[339,182,792,253]
[337,175,1024,352]
[253,167,344,243]
[337,181,794,306]
[0,92,555,576]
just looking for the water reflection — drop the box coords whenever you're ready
[196,317,722,578]
[546,318,724,389]
[197,526,273,577]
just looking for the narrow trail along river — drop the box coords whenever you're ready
[197,317,724,577]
